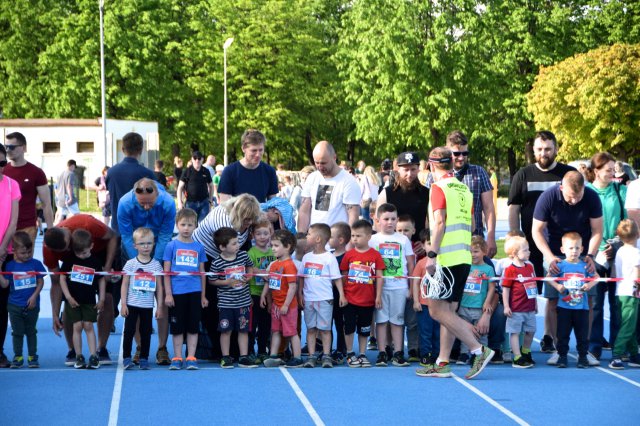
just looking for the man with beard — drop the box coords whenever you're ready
[508,131,575,354]
[377,151,429,258]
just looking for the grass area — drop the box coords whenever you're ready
[496,238,505,259]
[78,188,100,213]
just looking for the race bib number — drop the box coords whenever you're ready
[523,281,538,299]
[464,277,482,295]
[379,243,400,259]
[71,265,95,286]
[225,266,246,287]
[268,273,282,290]
[303,262,323,277]
[348,263,371,284]
[175,249,198,267]
[132,274,156,292]
[13,274,37,291]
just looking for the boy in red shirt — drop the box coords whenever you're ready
[340,220,385,367]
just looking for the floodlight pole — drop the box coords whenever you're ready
[223,37,234,167]
[99,0,107,165]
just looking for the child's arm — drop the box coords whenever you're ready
[333,278,347,307]
[96,277,106,312]
[200,262,209,308]
[120,275,130,318]
[297,276,305,308]
[27,277,45,310]
[59,275,78,308]
[155,273,164,319]
[582,272,600,292]
[411,275,421,312]
[547,277,565,294]
[375,269,384,310]
[260,281,270,309]
[502,287,512,317]
[482,278,495,314]
[0,274,8,288]
[163,261,175,307]
[406,254,416,285]
[280,281,297,315]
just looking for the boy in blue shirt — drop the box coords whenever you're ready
[548,232,597,368]
[0,232,47,368]
[163,208,209,370]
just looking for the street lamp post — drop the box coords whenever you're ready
[223,37,234,167]
[99,0,107,166]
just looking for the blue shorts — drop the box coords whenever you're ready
[218,307,251,332]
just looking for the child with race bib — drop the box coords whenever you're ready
[502,236,537,369]
[59,229,106,369]
[163,208,208,370]
[0,232,47,368]
[120,227,164,370]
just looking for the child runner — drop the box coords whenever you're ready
[396,214,420,362]
[299,223,346,368]
[609,219,640,369]
[0,232,47,368]
[261,230,303,368]
[59,229,106,369]
[547,232,597,368]
[120,227,164,370]
[164,208,208,370]
[329,221,350,363]
[209,227,256,369]
[370,203,415,367]
[502,236,537,368]
[340,219,384,367]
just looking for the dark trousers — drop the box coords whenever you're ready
[557,307,589,357]
[488,303,507,351]
[332,286,346,353]
[590,265,619,356]
[123,306,153,359]
[0,286,8,354]
[249,295,271,354]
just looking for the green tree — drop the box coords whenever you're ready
[527,43,640,161]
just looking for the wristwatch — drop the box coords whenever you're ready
[427,251,438,259]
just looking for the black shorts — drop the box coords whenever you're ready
[442,264,471,303]
[168,292,202,335]
[343,304,374,336]
[218,307,251,333]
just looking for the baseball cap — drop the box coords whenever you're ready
[396,151,420,166]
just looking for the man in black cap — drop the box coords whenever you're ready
[176,150,213,222]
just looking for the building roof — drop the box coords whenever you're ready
[0,118,101,127]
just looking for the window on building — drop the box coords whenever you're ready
[77,142,94,153]
[43,142,60,153]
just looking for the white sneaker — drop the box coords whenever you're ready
[546,351,560,365]
[587,352,601,366]
[502,351,513,362]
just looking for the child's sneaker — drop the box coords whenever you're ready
[628,354,640,368]
[156,346,171,366]
[367,336,377,351]
[284,357,304,368]
[97,347,112,365]
[512,356,533,369]
[502,351,513,363]
[238,356,258,368]
[27,355,39,368]
[303,355,317,368]
[456,353,470,365]
[123,357,134,370]
[0,351,9,368]
[577,356,589,369]
[10,356,24,369]
[139,359,150,370]
[546,351,560,365]
[65,348,77,367]
[169,357,183,370]
[419,354,433,367]
[358,354,371,368]
[346,353,361,368]
[465,346,495,379]
[521,350,535,365]
[556,355,568,368]
[407,349,420,363]
[256,353,269,365]
[89,354,100,369]
[586,352,600,366]
[220,356,234,369]
[74,354,86,369]
[133,347,141,365]
[415,362,452,378]
[490,349,504,364]
[391,351,409,367]
[186,357,199,370]
[375,351,388,367]
[263,356,283,368]
[609,358,624,370]
[321,354,333,368]
[330,350,344,365]
[540,335,556,353]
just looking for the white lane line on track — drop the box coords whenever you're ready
[452,374,530,426]
[108,332,125,426]
[279,367,325,426]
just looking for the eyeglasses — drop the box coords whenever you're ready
[4,144,23,151]
[135,242,154,247]
[0,160,6,167]
[452,151,470,157]
[135,187,154,194]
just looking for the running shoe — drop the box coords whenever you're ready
[220,356,234,369]
[419,354,433,368]
[602,338,612,351]
[303,355,317,368]
[391,351,409,367]
[10,356,24,369]
[256,353,269,365]
[358,354,371,368]
[557,355,568,368]
[546,351,560,366]
[139,359,150,370]
[284,357,304,368]
[0,351,9,368]
[346,353,361,368]
[375,351,388,367]
[586,352,600,366]
[490,349,504,365]
[186,356,199,370]
[263,356,284,368]
[331,350,344,365]
[609,358,624,370]
[169,357,183,370]
[465,346,495,379]
[367,336,378,351]
[65,348,77,367]
[415,363,452,378]
[123,357,134,370]
[521,349,535,365]
[512,356,533,369]
[628,354,640,368]
[540,335,556,353]
[74,354,86,369]
[456,353,470,365]
[577,356,589,369]
[97,347,112,365]
[407,349,420,363]
[156,346,171,366]
[89,354,100,369]
[27,355,39,368]
[238,356,258,368]
[321,354,333,368]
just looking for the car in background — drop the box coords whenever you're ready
[568,160,637,181]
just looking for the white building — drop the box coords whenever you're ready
[0,118,159,183]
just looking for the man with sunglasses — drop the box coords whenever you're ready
[425,131,496,258]
[176,151,213,222]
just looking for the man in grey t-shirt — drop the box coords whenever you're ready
[54,159,79,224]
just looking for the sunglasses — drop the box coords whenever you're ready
[0,160,6,167]
[452,151,470,157]
[135,187,154,194]
[192,157,202,161]
[4,144,23,151]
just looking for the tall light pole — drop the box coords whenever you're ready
[223,37,234,167]
[99,0,107,166]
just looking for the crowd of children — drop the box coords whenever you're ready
[2,207,639,376]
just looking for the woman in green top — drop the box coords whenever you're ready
[586,152,626,359]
